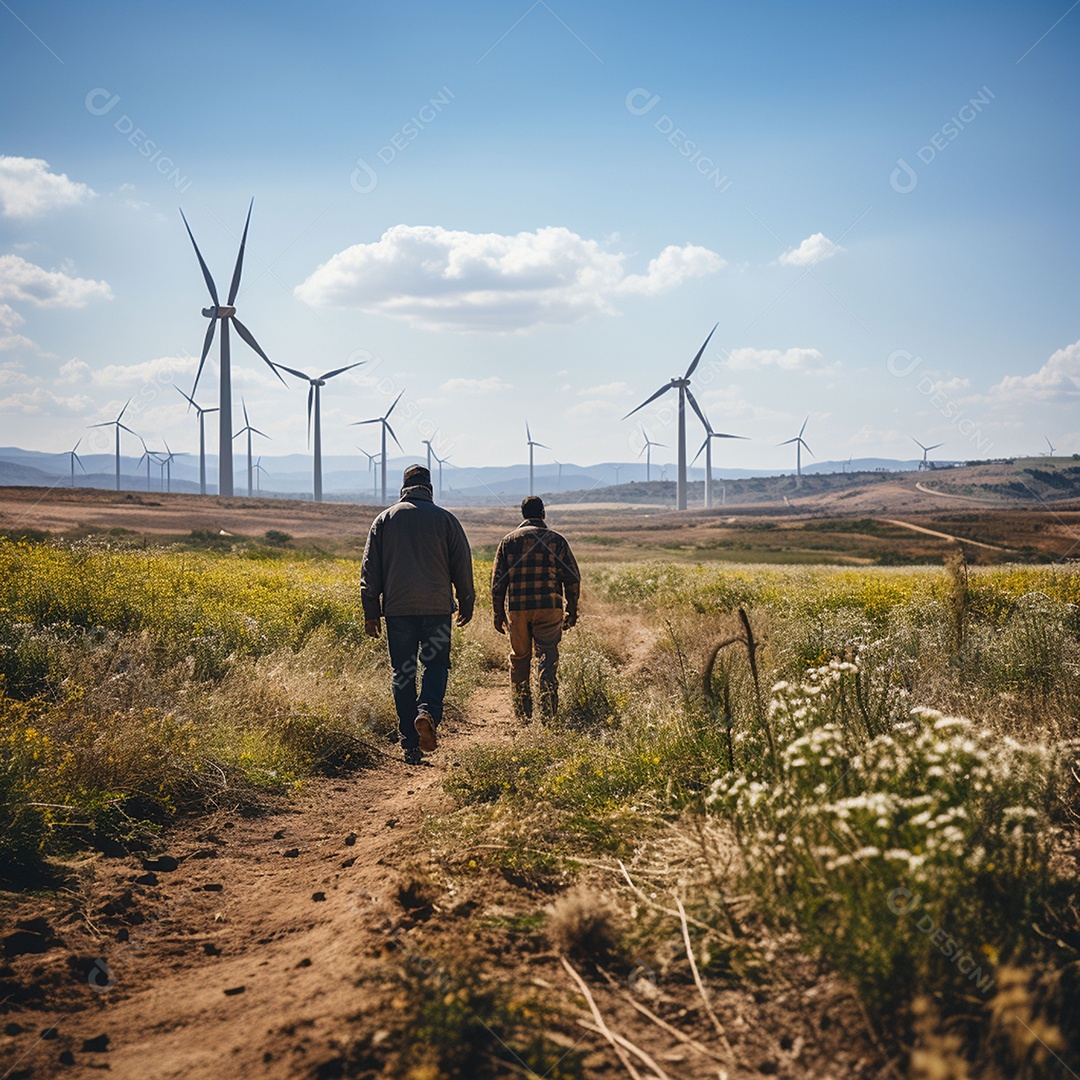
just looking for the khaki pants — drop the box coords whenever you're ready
[507,608,563,718]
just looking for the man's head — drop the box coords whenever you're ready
[521,496,544,520]
[402,464,432,492]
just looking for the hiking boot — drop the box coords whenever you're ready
[538,684,558,723]
[404,746,423,765]
[415,708,437,752]
[512,684,533,722]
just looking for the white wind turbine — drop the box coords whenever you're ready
[67,438,87,488]
[526,422,549,497]
[234,399,270,497]
[274,361,364,502]
[175,386,219,496]
[624,324,717,510]
[912,436,943,471]
[88,400,138,491]
[357,446,380,500]
[779,416,813,488]
[692,421,747,508]
[637,425,666,482]
[351,391,404,503]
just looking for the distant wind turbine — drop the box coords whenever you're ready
[357,446,380,500]
[431,447,450,500]
[274,361,364,502]
[779,417,814,488]
[254,456,269,494]
[88,399,138,491]
[136,439,159,492]
[553,459,565,487]
[67,438,86,488]
[912,436,943,471]
[637,426,666,482]
[1045,435,1057,457]
[526,422,549,497]
[624,324,717,510]
[233,399,270,497]
[181,198,286,497]
[611,464,622,485]
[351,391,404,503]
[175,386,219,496]
[692,423,747,507]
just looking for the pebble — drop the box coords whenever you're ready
[223,985,246,996]
[282,848,300,859]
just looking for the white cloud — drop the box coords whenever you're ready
[0,255,113,308]
[93,355,196,386]
[578,381,632,397]
[988,340,1080,403]
[0,386,94,414]
[725,346,837,375]
[294,225,723,332]
[0,156,95,219]
[566,398,623,419]
[440,375,511,393]
[778,232,843,268]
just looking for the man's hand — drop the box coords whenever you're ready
[456,610,472,628]
[365,618,381,638]
[563,610,577,631]
[494,613,506,635]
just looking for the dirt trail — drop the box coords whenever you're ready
[1,689,513,1080]
[876,516,1009,551]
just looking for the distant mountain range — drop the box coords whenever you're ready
[0,446,931,502]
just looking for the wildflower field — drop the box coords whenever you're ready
[1,534,1077,1076]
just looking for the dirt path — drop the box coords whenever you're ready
[1,689,514,1080]
[912,481,1001,504]
[877,516,1010,551]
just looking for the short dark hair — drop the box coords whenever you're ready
[521,496,544,519]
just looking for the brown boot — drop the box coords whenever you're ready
[512,683,533,721]
[538,683,558,723]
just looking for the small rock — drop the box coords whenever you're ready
[40,1027,58,1040]
[758,1060,779,1075]
[340,857,356,869]
[141,855,179,872]
[272,829,286,840]
[296,957,312,968]
[282,848,300,859]
[385,819,397,829]
[115,929,129,943]
[190,848,218,860]
[135,872,158,887]
[223,985,246,996]
[82,1034,110,1053]
[203,943,221,956]
[344,833,357,846]
[4,1022,24,1036]
[58,1049,75,1066]
[312,892,326,902]
[202,883,224,892]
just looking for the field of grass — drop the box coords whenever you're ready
[1,534,1077,1076]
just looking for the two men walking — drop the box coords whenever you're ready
[361,472,579,764]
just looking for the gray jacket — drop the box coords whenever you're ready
[360,486,475,621]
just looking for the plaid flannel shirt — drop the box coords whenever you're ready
[491,519,580,614]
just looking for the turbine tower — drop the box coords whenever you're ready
[624,324,717,510]
[351,391,404,503]
[1045,435,1056,457]
[526,422,549,497]
[779,417,814,488]
[88,399,137,491]
[611,464,622,485]
[692,423,746,508]
[176,386,219,495]
[275,361,364,502]
[912,437,943,471]
[181,198,285,497]
[357,446,380,500]
[67,438,86,488]
[158,441,184,493]
[254,456,269,494]
[136,441,158,492]
[233,399,270,497]
[637,426,666,482]
[431,447,450,500]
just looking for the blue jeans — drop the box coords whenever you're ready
[385,615,452,750]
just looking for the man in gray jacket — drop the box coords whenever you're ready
[361,464,475,764]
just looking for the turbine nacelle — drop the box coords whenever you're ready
[201,306,236,319]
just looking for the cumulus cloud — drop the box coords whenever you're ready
[724,346,837,375]
[988,340,1080,403]
[0,303,35,352]
[294,225,724,331]
[778,232,843,268]
[0,156,95,219]
[0,386,94,414]
[0,255,113,308]
[578,381,633,397]
[440,375,511,393]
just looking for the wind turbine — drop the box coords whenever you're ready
[274,361,364,502]
[176,386,219,495]
[526,422,549,497]
[623,324,717,510]
[233,399,270,497]
[421,438,438,475]
[611,464,623,486]
[357,446,380,500]
[158,440,184,493]
[351,391,404,503]
[136,440,159,492]
[181,198,285,497]
[431,447,450,500]
[553,459,565,488]
[1045,435,1057,457]
[67,438,86,488]
[692,423,747,508]
[637,426,666,482]
[253,457,269,494]
[88,399,138,491]
[779,417,814,488]
[912,437,943,471]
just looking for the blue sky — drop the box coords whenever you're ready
[1,0,1078,474]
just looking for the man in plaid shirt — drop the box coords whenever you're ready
[491,496,580,721]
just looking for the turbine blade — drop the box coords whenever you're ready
[251,427,270,439]
[74,453,86,472]
[802,441,815,458]
[243,398,250,426]
[350,418,379,427]
[526,421,532,442]
[622,383,672,419]
[778,437,799,446]
[320,361,365,381]
[117,423,139,437]
[274,362,309,381]
[307,384,314,446]
[175,385,198,411]
[227,198,253,306]
[928,443,943,451]
[684,322,718,379]
[232,317,286,384]
[711,433,748,440]
[684,387,710,431]
[116,397,132,422]
[385,389,404,419]
[385,421,403,452]
[72,437,82,452]
[179,208,220,306]
[799,415,809,437]
[691,437,708,465]
[192,317,217,396]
